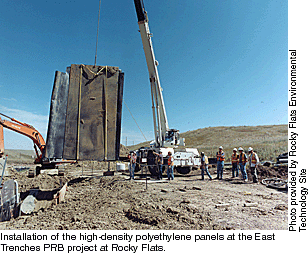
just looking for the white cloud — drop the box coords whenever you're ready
[0,105,48,150]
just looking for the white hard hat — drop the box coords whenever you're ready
[201,152,204,155]
[219,146,223,149]
[238,147,243,151]
[248,147,253,152]
[233,148,237,151]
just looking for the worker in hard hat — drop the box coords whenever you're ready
[216,146,225,179]
[129,152,137,180]
[238,147,248,182]
[200,152,212,180]
[231,148,239,178]
[248,147,259,183]
[154,150,164,180]
[167,151,174,180]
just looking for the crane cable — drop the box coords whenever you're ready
[123,100,148,142]
[94,0,102,66]
[93,1,147,143]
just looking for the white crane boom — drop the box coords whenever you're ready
[133,0,184,148]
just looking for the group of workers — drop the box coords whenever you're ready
[201,146,260,183]
[128,151,175,181]
[129,146,260,183]
[156,151,174,180]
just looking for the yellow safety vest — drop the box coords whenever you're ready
[231,153,238,163]
[239,153,247,163]
[251,152,257,164]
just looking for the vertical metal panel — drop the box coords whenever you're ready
[78,65,105,160]
[60,64,124,161]
[115,71,124,160]
[1,179,15,204]
[63,64,81,160]
[46,64,124,161]
[45,71,69,159]
[105,67,119,160]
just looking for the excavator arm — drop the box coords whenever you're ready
[0,113,46,164]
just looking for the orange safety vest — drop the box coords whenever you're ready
[216,151,225,162]
[231,153,238,163]
[250,152,257,164]
[239,152,247,163]
[168,155,174,166]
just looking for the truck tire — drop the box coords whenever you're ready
[175,166,191,174]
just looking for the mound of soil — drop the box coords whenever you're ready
[257,165,287,180]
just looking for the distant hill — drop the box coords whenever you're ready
[3,125,287,163]
[4,149,36,164]
[127,124,288,162]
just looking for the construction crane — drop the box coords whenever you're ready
[0,122,4,159]
[0,113,67,177]
[134,0,184,148]
[133,0,200,175]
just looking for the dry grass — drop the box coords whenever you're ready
[128,124,288,162]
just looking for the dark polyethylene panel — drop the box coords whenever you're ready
[45,64,125,161]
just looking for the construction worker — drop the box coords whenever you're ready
[167,151,174,180]
[231,148,239,178]
[200,152,212,180]
[129,152,137,180]
[238,147,248,181]
[154,151,164,180]
[216,146,225,179]
[248,147,259,183]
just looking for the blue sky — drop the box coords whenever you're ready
[1,0,288,149]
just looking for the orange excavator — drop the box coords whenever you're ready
[0,112,68,177]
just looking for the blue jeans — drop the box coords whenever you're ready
[232,163,239,177]
[130,163,135,179]
[201,165,212,180]
[217,161,224,179]
[239,163,247,180]
[167,165,174,180]
[158,164,163,179]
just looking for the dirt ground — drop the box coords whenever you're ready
[0,163,287,230]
